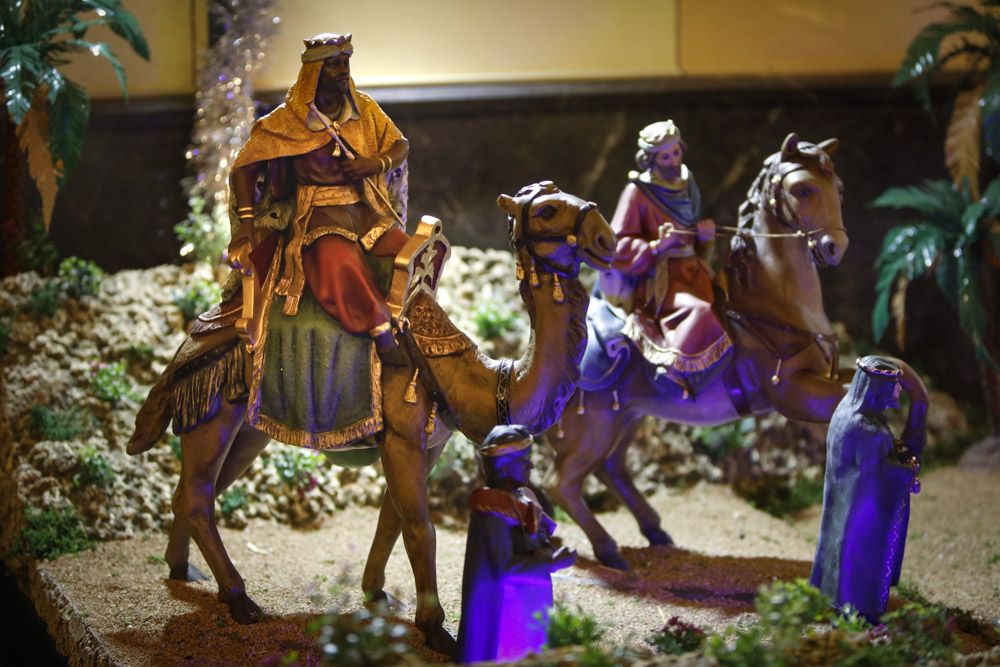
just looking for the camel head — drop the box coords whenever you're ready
[497,180,616,276]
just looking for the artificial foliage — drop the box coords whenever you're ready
[875,0,1000,434]
[0,0,149,275]
[176,0,278,265]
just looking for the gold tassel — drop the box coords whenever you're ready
[771,358,783,386]
[556,418,564,439]
[404,368,419,403]
[552,274,565,303]
[529,259,540,287]
[425,403,437,435]
[515,258,525,281]
[576,391,586,415]
[611,389,620,412]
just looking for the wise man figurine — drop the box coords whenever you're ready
[600,120,730,397]
[456,425,576,663]
[810,356,925,623]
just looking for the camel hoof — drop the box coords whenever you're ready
[421,623,457,658]
[644,527,674,547]
[221,592,264,624]
[365,589,408,612]
[169,563,208,582]
[596,550,630,571]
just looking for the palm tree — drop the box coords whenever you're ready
[873,1,1000,435]
[0,0,149,275]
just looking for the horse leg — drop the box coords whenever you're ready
[378,429,454,656]
[362,441,446,609]
[593,419,673,547]
[547,393,629,570]
[172,400,263,624]
[165,422,270,583]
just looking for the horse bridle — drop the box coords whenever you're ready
[757,150,846,249]
[506,187,598,280]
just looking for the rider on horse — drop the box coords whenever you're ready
[600,120,732,396]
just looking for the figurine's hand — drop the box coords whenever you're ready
[227,237,254,276]
[697,218,716,243]
[341,156,381,180]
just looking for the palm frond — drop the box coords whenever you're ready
[872,224,947,342]
[16,96,62,228]
[893,21,961,111]
[982,69,1000,160]
[945,85,983,198]
[0,44,44,124]
[890,274,910,349]
[82,0,149,59]
[955,251,995,364]
[48,76,89,182]
[871,180,967,232]
[64,38,125,95]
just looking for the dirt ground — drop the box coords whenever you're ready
[32,466,1000,665]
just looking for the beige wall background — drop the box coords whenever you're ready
[75,0,952,99]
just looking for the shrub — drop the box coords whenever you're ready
[175,195,230,265]
[219,487,247,518]
[58,256,103,299]
[73,445,117,489]
[472,302,520,341]
[12,507,93,560]
[647,616,706,655]
[22,278,62,317]
[692,416,756,461]
[270,448,320,492]
[124,343,155,364]
[90,360,135,405]
[29,405,94,441]
[173,279,221,322]
[545,604,604,649]
[707,578,958,667]
[310,602,412,666]
[167,435,183,460]
[740,473,826,518]
[17,215,59,276]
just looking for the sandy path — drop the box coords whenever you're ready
[36,467,1000,664]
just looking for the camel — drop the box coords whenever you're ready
[546,134,928,570]
[126,180,615,654]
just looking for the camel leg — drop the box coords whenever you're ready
[378,430,455,656]
[362,441,446,608]
[593,419,673,547]
[170,400,263,624]
[166,420,271,583]
[547,393,629,570]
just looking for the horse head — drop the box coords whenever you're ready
[497,180,616,276]
[735,133,848,272]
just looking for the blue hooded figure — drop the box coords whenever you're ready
[456,425,576,663]
[810,356,924,623]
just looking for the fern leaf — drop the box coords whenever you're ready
[16,97,62,229]
[945,86,982,199]
[891,275,909,350]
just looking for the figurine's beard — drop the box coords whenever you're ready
[656,165,682,181]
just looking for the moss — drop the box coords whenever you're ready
[12,507,93,561]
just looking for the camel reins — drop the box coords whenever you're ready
[506,188,598,279]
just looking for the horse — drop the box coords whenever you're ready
[546,133,927,569]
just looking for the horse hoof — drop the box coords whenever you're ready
[421,623,457,658]
[365,589,407,611]
[169,563,208,582]
[644,527,674,547]
[221,592,264,624]
[596,550,630,571]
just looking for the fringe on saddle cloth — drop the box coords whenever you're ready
[172,256,395,451]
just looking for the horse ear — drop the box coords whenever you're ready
[781,133,800,158]
[818,138,840,156]
[497,193,516,214]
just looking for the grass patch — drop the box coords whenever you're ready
[22,279,62,317]
[472,302,520,341]
[12,507,93,560]
[73,445,117,489]
[545,603,604,648]
[90,360,135,405]
[29,405,94,441]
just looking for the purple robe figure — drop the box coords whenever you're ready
[456,425,576,664]
[810,356,924,623]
